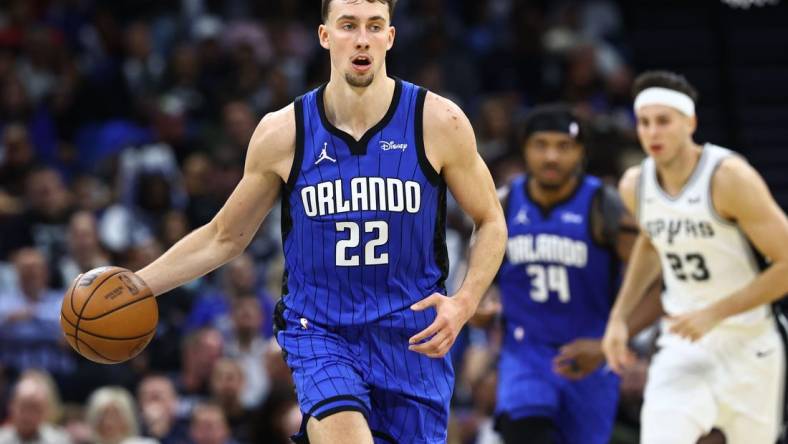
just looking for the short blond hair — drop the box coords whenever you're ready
[86,386,140,442]
[14,369,63,423]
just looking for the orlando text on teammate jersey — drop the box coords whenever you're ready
[506,234,588,267]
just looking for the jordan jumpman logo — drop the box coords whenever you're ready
[315,143,336,165]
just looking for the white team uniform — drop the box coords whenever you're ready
[637,143,785,444]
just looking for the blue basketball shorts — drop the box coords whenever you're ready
[495,339,620,444]
[274,300,454,444]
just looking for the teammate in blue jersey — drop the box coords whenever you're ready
[133,1,507,443]
[475,105,655,444]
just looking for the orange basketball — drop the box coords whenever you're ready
[60,266,157,364]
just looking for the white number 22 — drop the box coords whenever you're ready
[525,265,570,303]
[336,221,389,266]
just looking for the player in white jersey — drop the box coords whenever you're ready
[601,70,788,444]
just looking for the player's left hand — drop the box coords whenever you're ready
[667,307,723,341]
[552,338,605,380]
[409,293,474,358]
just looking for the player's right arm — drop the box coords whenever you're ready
[136,105,295,296]
[602,166,663,373]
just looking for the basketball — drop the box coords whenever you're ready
[60,266,157,364]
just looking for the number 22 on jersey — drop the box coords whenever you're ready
[335,221,389,266]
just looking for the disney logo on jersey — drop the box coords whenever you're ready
[645,218,715,244]
[561,212,584,224]
[379,140,408,151]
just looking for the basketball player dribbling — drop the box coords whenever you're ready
[134,1,507,443]
[602,70,788,444]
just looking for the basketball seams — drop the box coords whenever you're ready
[60,309,156,341]
[64,333,116,363]
[79,293,155,321]
[73,269,125,353]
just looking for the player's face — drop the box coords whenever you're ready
[636,104,696,164]
[524,132,584,190]
[319,1,395,88]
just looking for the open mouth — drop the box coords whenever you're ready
[352,55,372,67]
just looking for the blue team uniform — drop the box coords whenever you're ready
[274,79,453,443]
[496,174,620,444]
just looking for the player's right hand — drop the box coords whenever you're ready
[601,316,637,374]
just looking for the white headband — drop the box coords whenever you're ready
[634,87,695,116]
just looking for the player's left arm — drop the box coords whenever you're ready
[409,92,507,358]
[670,156,788,340]
[554,186,663,379]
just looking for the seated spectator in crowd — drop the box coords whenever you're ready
[0,248,75,377]
[189,403,237,444]
[224,293,270,409]
[57,210,110,285]
[0,370,71,444]
[136,375,189,444]
[60,404,92,444]
[185,253,273,339]
[172,328,224,415]
[250,388,301,444]
[209,359,253,444]
[0,167,75,288]
[98,142,184,255]
[85,387,157,444]
[0,122,36,198]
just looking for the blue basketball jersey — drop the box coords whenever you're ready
[280,79,448,327]
[498,175,616,346]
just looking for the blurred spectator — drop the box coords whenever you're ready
[181,153,220,228]
[208,358,253,443]
[164,44,208,121]
[250,388,301,444]
[136,375,189,444]
[224,294,270,409]
[158,210,191,249]
[85,386,157,444]
[0,370,71,444]
[122,22,165,116]
[0,122,36,198]
[0,248,75,376]
[16,26,61,106]
[189,403,237,444]
[57,211,111,285]
[173,328,224,415]
[70,175,112,213]
[0,168,75,283]
[61,404,92,444]
[185,253,273,339]
[0,75,32,123]
[475,96,517,165]
[99,143,183,254]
